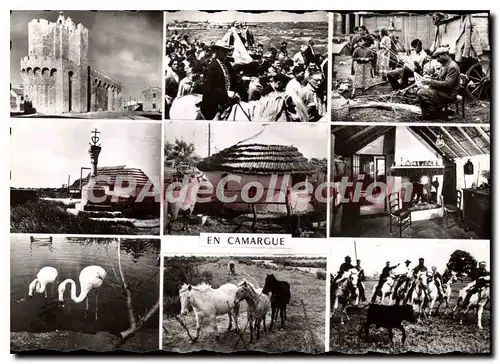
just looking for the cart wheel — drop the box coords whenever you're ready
[465,60,490,100]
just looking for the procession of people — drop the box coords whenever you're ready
[165,22,328,121]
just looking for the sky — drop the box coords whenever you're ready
[164,122,328,160]
[10,120,161,189]
[164,10,327,23]
[328,239,490,276]
[10,11,163,100]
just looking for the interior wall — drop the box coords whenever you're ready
[395,127,440,165]
[454,154,490,190]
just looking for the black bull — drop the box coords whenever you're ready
[360,304,417,344]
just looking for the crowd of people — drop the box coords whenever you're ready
[165,22,328,121]
[332,256,490,308]
[345,25,461,120]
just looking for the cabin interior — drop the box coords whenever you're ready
[330,125,490,239]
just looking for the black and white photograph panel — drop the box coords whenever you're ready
[164,10,328,121]
[328,239,490,354]
[330,125,490,239]
[330,11,490,123]
[10,120,162,235]
[10,10,163,119]
[11,236,160,352]
[164,121,328,237]
[162,236,327,353]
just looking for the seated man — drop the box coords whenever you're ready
[387,39,427,90]
[430,266,444,298]
[371,261,400,303]
[463,261,490,307]
[416,47,460,120]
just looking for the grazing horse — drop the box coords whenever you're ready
[436,272,457,313]
[164,169,212,234]
[372,273,398,305]
[179,282,240,341]
[453,277,490,329]
[410,272,427,322]
[169,92,310,122]
[262,274,291,330]
[331,268,359,325]
[234,280,271,343]
[229,261,236,275]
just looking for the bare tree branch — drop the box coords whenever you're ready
[173,315,195,342]
[117,238,138,329]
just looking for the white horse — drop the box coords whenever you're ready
[179,282,240,341]
[234,280,271,343]
[435,271,457,313]
[426,273,442,317]
[410,271,428,322]
[169,92,311,122]
[453,277,490,329]
[331,268,359,325]
[372,273,398,305]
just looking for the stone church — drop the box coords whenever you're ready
[20,13,123,114]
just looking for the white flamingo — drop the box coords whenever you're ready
[28,267,58,299]
[58,265,107,319]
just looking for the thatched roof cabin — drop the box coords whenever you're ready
[197,143,316,175]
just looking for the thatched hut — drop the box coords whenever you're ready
[197,143,317,214]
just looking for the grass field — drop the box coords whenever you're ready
[163,257,326,353]
[167,22,328,57]
[330,280,491,354]
[11,200,159,235]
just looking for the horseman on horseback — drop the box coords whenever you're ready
[405,258,431,303]
[429,265,444,300]
[371,261,400,303]
[332,256,366,302]
[199,40,243,120]
[462,261,490,307]
[392,259,412,303]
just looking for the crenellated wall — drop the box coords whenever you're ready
[89,68,123,112]
[20,14,122,114]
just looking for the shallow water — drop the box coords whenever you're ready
[10,236,160,336]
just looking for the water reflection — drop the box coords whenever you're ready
[11,236,160,339]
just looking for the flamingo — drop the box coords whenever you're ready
[28,267,58,299]
[58,265,107,319]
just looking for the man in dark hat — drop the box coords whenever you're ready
[200,40,241,120]
[406,257,431,302]
[393,259,412,302]
[371,261,400,303]
[417,46,460,120]
[387,39,427,90]
[332,256,354,291]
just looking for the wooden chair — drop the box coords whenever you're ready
[442,74,468,119]
[441,190,462,228]
[389,192,411,238]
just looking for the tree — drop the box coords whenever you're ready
[446,250,477,278]
[164,139,198,165]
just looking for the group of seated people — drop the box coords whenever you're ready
[332,256,490,307]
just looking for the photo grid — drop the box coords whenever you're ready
[9,10,491,355]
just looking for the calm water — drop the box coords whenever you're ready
[11,236,160,336]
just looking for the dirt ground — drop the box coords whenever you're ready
[332,55,490,123]
[330,280,491,354]
[11,329,159,353]
[166,214,326,238]
[163,258,326,353]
